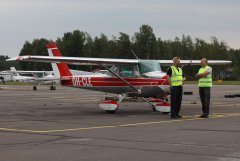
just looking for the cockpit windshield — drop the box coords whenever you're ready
[138,60,162,74]
[107,65,138,78]
[105,60,162,77]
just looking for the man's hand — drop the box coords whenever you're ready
[166,75,171,86]
[196,72,209,80]
[196,73,201,80]
[182,77,186,85]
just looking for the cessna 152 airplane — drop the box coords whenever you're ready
[7,67,58,90]
[7,43,232,114]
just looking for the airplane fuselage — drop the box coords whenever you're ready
[61,75,170,97]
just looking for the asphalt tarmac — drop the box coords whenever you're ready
[0,84,240,161]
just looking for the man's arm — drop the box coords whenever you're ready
[196,71,210,79]
[182,73,186,85]
[166,75,171,87]
[196,67,212,80]
[166,68,172,87]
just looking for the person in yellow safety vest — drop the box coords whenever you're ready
[166,57,186,119]
[196,58,212,118]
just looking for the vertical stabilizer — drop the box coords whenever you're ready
[10,67,19,76]
[46,43,72,78]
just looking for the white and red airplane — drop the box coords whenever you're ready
[7,43,232,114]
[7,67,58,90]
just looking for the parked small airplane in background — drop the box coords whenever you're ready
[8,67,58,90]
[7,43,232,114]
[0,71,13,83]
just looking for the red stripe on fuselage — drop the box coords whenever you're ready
[61,76,168,87]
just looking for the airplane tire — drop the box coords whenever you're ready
[162,112,170,115]
[33,86,37,91]
[106,110,116,114]
[53,86,56,90]
[50,86,55,90]
[152,107,157,112]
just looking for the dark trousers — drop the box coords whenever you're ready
[171,86,183,116]
[199,87,211,115]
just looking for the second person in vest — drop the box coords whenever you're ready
[196,58,212,118]
[166,57,186,119]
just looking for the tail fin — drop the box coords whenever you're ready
[46,43,72,78]
[10,67,19,76]
[10,67,17,72]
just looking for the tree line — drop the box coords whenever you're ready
[2,24,240,79]
[0,55,20,71]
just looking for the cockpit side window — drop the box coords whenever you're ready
[119,65,134,77]
[138,60,162,74]
[107,65,140,78]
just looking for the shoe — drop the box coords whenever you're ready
[199,114,208,118]
[170,115,178,119]
[177,115,183,118]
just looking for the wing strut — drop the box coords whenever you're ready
[102,65,155,108]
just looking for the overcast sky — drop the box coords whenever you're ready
[1,0,240,57]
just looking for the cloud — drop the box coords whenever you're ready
[1,0,240,56]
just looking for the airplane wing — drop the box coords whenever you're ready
[7,56,231,66]
[6,70,53,74]
[34,77,70,81]
[7,56,139,65]
[0,72,12,75]
[159,60,232,66]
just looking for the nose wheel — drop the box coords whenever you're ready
[33,86,37,91]
[148,98,171,113]
[50,85,56,90]
[106,109,117,114]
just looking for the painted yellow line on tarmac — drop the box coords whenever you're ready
[30,97,99,100]
[0,125,116,133]
[0,113,239,134]
[65,97,99,100]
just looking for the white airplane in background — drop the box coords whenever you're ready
[7,43,232,114]
[0,70,13,82]
[8,67,58,90]
[7,67,97,90]
[0,68,34,83]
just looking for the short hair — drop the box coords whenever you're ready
[202,58,208,64]
[173,56,180,63]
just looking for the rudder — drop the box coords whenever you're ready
[46,43,72,78]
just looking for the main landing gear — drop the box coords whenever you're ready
[98,95,171,114]
[50,85,56,90]
[33,86,37,91]
[98,96,120,114]
[32,85,56,91]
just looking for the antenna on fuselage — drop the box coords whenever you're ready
[131,50,140,60]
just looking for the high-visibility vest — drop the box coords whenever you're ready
[198,66,212,87]
[170,66,183,86]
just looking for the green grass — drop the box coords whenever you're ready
[185,81,240,85]
[0,81,32,86]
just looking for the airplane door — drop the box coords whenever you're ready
[119,65,139,78]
